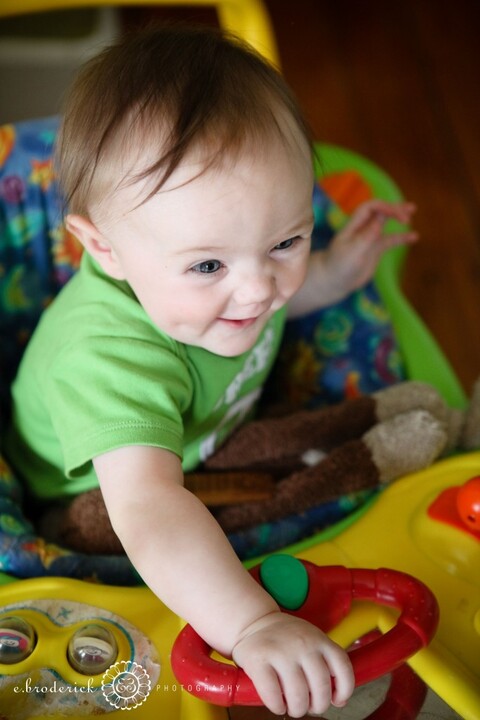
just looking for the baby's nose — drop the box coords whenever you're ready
[234,271,274,307]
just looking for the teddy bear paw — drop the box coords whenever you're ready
[363,409,448,484]
[374,381,449,425]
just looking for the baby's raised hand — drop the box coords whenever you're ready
[326,199,418,296]
[231,611,354,717]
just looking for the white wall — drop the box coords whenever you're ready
[0,7,120,124]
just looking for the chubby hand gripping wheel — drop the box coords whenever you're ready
[171,556,439,709]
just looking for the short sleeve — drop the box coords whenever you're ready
[46,334,193,478]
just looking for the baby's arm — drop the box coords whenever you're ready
[287,199,418,318]
[94,445,354,717]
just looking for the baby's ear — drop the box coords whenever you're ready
[65,214,126,280]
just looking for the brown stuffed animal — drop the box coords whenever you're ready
[54,379,479,554]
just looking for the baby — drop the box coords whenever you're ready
[6,25,417,716]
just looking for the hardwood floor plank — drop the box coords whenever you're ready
[410,0,480,216]
[265,0,367,150]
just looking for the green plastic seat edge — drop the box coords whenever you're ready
[315,142,467,409]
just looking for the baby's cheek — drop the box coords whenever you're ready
[291,263,309,294]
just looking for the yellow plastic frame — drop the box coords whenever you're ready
[0,0,280,67]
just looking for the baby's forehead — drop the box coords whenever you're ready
[101,124,307,201]
[91,133,312,239]
[88,100,314,238]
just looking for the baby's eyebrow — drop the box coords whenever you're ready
[283,211,314,233]
[174,244,225,256]
[278,222,313,242]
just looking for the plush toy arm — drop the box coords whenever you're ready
[206,396,378,470]
[215,409,448,533]
[206,381,451,473]
[53,473,277,554]
[214,439,379,532]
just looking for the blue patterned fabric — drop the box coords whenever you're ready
[0,116,81,421]
[228,489,377,559]
[0,117,406,578]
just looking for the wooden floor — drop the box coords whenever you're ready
[267,0,480,399]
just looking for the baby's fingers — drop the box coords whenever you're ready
[343,199,415,234]
[364,199,416,223]
[249,664,286,716]
[281,665,315,718]
[383,228,419,248]
[388,200,417,223]
[249,661,331,718]
[264,663,331,718]
[326,646,355,708]
[301,656,335,716]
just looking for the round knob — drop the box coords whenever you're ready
[456,476,480,531]
[0,616,36,664]
[67,624,118,675]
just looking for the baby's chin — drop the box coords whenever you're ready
[205,319,269,357]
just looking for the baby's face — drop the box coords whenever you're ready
[98,138,314,357]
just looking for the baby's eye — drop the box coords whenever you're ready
[191,259,223,274]
[273,237,298,251]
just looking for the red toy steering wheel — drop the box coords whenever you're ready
[171,559,438,708]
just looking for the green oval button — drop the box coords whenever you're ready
[259,554,309,610]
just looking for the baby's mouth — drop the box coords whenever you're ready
[217,317,258,329]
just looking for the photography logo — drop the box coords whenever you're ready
[102,660,152,710]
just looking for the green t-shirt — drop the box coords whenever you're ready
[6,253,286,500]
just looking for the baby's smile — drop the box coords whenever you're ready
[217,317,259,329]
